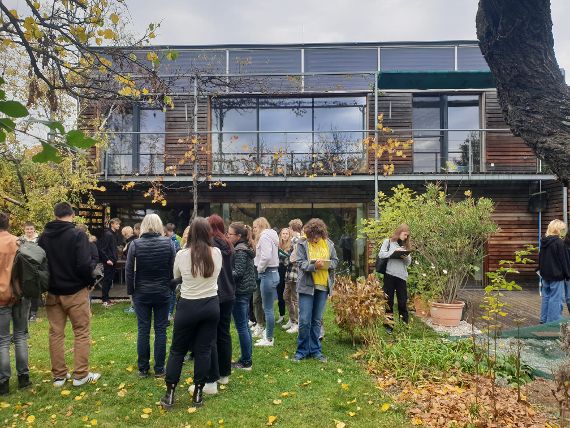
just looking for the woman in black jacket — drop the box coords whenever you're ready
[125,214,177,378]
[206,214,236,388]
[228,222,256,370]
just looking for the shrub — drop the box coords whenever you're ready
[331,274,388,344]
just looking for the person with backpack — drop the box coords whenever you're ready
[20,222,41,322]
[97,218,121,308]
[283,219,302,334]
[0,213,33,395]
[38,202,101,387]
[125,214,176,378]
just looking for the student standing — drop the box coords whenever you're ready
[38,202,100,387]
[161,218,222,409]
[20,222,40,321]
[277,228,292,324]
[283,219,302,334]
[539,219,570,323]
[228,222,256,370]
[0,213,32,395]
[378,224,412,331]
[98,218,121,307]
[252,217,279,347]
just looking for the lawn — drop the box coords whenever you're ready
[0,302,409,428]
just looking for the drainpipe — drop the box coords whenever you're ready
[374,71,379,220]
[564,186,568,227]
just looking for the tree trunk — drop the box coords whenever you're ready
[476,0,570,184]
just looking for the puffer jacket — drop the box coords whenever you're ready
[213,236,236,303]
[233,240,256,295]
[125,232,176,297]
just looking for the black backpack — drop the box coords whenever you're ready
[375,239,389,275]
[13,241,49,298]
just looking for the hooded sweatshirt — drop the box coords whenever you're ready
[0,231,19,306]
[212,236,236,303]
[254,228,279,273]
[539,235,570,281]
[38,220,93,295]
[233,240,256,295]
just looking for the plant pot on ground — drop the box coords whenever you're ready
[430,300,466,327]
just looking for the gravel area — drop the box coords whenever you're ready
[419,316,481,336]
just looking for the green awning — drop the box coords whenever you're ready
[377,70,495,90]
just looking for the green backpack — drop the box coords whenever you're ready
[13,241,49,299]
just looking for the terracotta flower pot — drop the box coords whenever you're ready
[412,295,430,318]
[429,301,465,327]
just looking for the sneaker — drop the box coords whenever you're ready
[53,373,71,387]
[282,320,292,330]
[138,370,149,378]
[168,314,174,322]
[254,337,274,347]
[384,325,393,335]
[29,312,37,322]
[18,374,32,389]
[314,354,328,363]
[252,326,264,338]
[286,324,299,334]
[188,382,217,395]
[248,320,256,328]
[73,372,101,386]
[231,361,252,371]
[102,301,114,308]
[217,376,229,385]
[123,306,135,314]
[291,355,303,362]
[276,316,284,324]
[154,371,165,379]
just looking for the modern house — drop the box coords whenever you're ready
[84,40,564,278]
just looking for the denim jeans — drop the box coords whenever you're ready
[232,293,253,364]
[540,279,564,323]
[296,289,328,359]
[168,290,176,316]
[0,299,31,382]
[259,269,279,339]
[565,280,570,314]
[133,292,170,373]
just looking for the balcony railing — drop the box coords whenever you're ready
[101,128,544,178]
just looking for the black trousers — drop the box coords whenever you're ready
[208,299,234,379]
[165,296,219,386]
[101,265,115,302]
[29,297,40,314]
[277,265,287,317]
[383,273,409,323]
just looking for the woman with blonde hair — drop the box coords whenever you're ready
[538,219,570,323]
[378,224,412,331]
[252,217,279,347]
[125,214,177,378]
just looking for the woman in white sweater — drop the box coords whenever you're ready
[161,218,222,409]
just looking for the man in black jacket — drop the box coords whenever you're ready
[38,202,101,388]
[98,218,121,307]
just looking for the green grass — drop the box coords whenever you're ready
[0,302,409,428]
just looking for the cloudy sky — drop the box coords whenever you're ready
[124,0,570,77]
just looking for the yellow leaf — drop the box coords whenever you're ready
[61,390,71,396]
[348,411,356,417]
[161,200,167,207]
[272,399,282,405]
[117,383,125,390]
[187,407,197,414]
[185,377,193,385]
[110,13,119,25]
[90,420,98,426]
[26,415,36,424]
[142,408,152,414]
[140,413,150,419]
[218,420,224,425]
[117,389,126,397]
[267,415,277,426]
[8,9,18,19]
[341,383,349,390]
[280,392,290,397]
[126,366,134,372]
[74,394,83,401]
[411,417,423,426]
[380,403,391,412]
[0,402,10,408]
[335,421,346,428]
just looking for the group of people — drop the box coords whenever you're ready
[0,203,339,410]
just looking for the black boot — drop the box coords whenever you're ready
[18,374,31,389]
[160,383,176,410]
[192,383,204,407]
[0,379,8,396]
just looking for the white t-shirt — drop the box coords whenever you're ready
[174,247,222,300]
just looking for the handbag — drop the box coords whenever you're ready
[375,239,389,274]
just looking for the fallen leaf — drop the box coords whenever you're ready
[60,390,71,396]
[380,403,391,412]
[272,399,282,405]
[187,407,197,414]
[126,366,134,372]
[267,415,277,426]
[142,408,152,414]
[411,417,423,425]
[341,383,349,390]
[0,402,10,408]
[185,377,193,385]
[26,415,35,424]
[348,411,356,417]
[117,383,125,390]
[335,421,346,428]
[280,392,290,397]
[140,414,150,419]
[90,420,98,426]
[219,384,227,390]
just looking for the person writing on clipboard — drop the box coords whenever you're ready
[378,224,412,332]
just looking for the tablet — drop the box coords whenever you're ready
[389,250,411,259]
[310,259,332,269]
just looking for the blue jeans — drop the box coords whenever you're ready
[133,292,170,373]
[296,289,328,359]
[0,299,31,382]
[232,293,253,364]
[259,269,279,339]
[540,279,564,323]
[168,290,176,316]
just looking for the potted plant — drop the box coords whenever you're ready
[362,184,498,326]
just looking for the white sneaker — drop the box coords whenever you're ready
[254,337,274,347]
[282,320,292,330]
[218,376,229,385]
[248,320,255,328]
[53,373,71,387]
[286,324,299,334]
[276,316,284,324]
[252,326,264,338]
[188,382,218,395]
[73,372,101,386]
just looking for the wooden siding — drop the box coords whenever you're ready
[484,92,537,172]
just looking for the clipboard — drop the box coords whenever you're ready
[389,250,411,259]
[310,259,331,269]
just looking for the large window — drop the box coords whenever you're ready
[211,96,366,175]
[106,106,165,175]
[412,95,480,173]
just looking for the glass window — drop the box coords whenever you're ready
[139,110,165,174]
[107,110,133,174]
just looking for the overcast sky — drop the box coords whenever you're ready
[123,0,570,78]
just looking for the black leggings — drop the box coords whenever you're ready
[208,299,234,380]
[383,273,409,323]
[277,265,287,317]
[165,296,219,386]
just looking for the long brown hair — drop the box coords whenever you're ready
[189,217,215,278]
[390,223,411,250]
